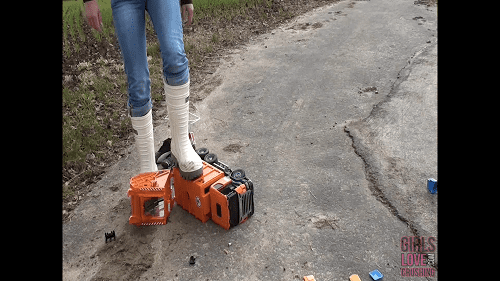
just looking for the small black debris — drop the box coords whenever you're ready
[189,256,196,266]
[105,230,116,243]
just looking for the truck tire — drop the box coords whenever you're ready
[204,153,218,164]
[231,169,245,181]
[195,147,209,159]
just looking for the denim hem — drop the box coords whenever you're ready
[129,99,153,117]
[164,66,190,86]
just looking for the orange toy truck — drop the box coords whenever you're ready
[128,143,254,230]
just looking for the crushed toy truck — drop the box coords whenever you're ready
[127,136,254,230]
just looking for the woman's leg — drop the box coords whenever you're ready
[112,0,157,173]
[147,0,202,180]
[146,0,189,86]
[112,0,151,117]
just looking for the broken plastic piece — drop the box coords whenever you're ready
[369,269,383,281]
[349,274,362,281]
[427,178,437,194]
[303,275,316,281]
[189,256,196,265]
[105,230,115,243]
[128,170,173,226]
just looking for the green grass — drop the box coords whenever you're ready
[63,0,114,57]
[62,0,260,52]
[62,0,270,58]
[62,77,114,167]
[188,0,266,22]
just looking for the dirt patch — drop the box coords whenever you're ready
[92,235,153,280]
[413,0,437,7]
[92,226,157,280]
[63,24,123,91]
[89,198,157,280]
[289,21,324,30]
[358,86,378,94]
[223,143,245,153]
[312,22,324,28]
[309,214,340,230]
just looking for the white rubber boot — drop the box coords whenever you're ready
[164,80,203,180]
[130,110,158,174]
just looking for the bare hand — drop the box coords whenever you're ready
[181,4,194,26]
[84,0,102,32]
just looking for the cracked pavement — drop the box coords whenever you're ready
[63,0,437,280]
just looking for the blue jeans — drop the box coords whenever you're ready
[111,0,189,117]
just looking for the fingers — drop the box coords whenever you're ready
[181,6,186,22]
[87,14,102,32]
[89,16,98,32]
[98,10,103,31]
[87,15,95,30]
[84,1,102,32]
[181,4,194,26]
[188,7,193,25]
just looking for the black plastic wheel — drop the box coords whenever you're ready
[155,138,171,162]
[156,151,171,164]
[204,153,218,164]
[195,147,209,159]
[231,169,245,181]
[161,157,174,169]
[157,152,174,169]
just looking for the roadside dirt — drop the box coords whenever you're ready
[63,0,344,222]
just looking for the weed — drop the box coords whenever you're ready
[63,61,129,193]
[147,43,160,57]
[205,44,213,53]
[211,33,219,44]
[184,39,195,53]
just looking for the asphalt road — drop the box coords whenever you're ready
[63,0,437,280]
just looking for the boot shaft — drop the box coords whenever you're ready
[131,110,158,174]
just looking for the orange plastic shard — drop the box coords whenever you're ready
[127,170,173,226]
[349,274,362,281]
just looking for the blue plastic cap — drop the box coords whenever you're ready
[427,178,437,194]
[369,269,383,281]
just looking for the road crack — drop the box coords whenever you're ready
[344,126,437,271]
[344,126,419,237]
[342,41,438,271]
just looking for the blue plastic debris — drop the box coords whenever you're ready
[369,269,383,281]
[427,178,437,194]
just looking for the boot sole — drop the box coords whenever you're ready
[171,154,203,181]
